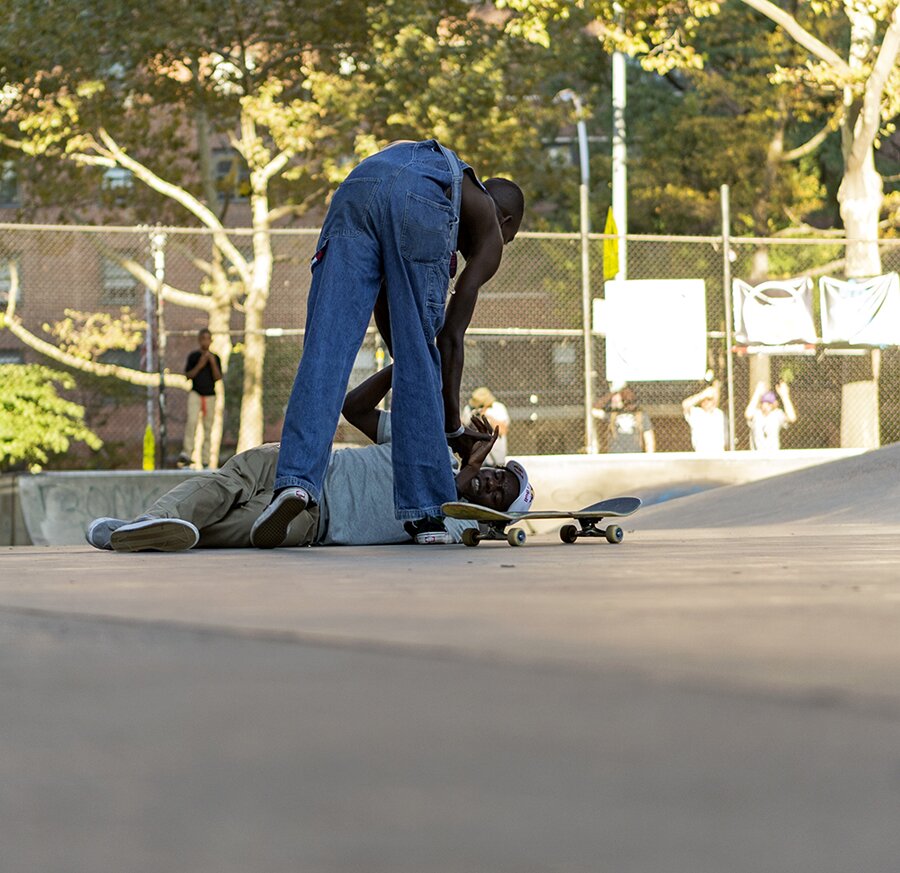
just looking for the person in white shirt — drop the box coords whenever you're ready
[682,382,727,453]
[745,381,797,451]
[463,386,511,466]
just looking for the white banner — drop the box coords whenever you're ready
[604,279,707,384]
[732,277,816,345]
[820,273,900,345]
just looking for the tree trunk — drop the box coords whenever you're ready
[237,302,266,450]
[837,6,884,449]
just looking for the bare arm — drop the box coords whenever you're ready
[777,381,797,424]
[436,176,504,434]
[186,352,210,380]
[453,415,499,496]
[341,365,394,443]
[208,353,222,382]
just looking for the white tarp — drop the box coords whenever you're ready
[732,277,817,345]
[603,279,707,384]
[820,273,900,345]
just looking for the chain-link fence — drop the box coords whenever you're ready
[2,222,900,469]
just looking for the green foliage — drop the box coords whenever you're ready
[0,364,102,472]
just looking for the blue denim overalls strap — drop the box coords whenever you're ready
[434,141,463,252]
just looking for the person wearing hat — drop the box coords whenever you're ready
[85,366,533,551]
[464,386,511,466]
[745,380,797,451]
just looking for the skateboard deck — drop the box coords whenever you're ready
[442,496,641,546]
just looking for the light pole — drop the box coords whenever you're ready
[556,88,597,453]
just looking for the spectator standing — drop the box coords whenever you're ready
[593,385,655,453]
[464,386,510,465]
[682,382,727,453]
[745,381,797,451]
[178,328,222,469]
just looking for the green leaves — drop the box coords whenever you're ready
[0,364,102,472]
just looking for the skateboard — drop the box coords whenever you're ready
[441,496,642,547]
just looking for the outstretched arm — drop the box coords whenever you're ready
[341,365,393,443]
[777,381,797,424]
[436,176,504,437]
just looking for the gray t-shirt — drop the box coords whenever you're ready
[318,413,476,545]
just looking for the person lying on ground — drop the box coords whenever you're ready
[86,366,534,552]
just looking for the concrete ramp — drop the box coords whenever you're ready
[7,449,864,545]
[638,441,900,528]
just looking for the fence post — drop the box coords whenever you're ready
[150,229,168,467]
[721,184,736,451]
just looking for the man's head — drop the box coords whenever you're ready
[197,328,212,351]
[484,178,524,244]
[469,386,496,412]
[760,390,778,413]
[457,459,533,513]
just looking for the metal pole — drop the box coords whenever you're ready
[573,98,597,453]
[142,248,156,470]
[555,87,597,454]
[150,230,168,467]
[721,184,736,451]
[611,15,627,280]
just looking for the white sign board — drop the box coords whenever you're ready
[604,279,707,384]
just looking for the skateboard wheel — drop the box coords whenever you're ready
[560,524,578,544]
[605,525,624,544]
[507,528,526,547]
[462,528,481,547]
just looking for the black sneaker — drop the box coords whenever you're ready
[250,487,310,548]
[404,516,452,545]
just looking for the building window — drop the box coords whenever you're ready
[0,255,22,307]
[100,256,139,306]
[0,161,18,206]
[101,166,134,206]
[0,349,25,364]
[99,348,142,369]
[214,149,250,202]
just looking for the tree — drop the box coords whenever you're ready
[1,0,576,456]
[0,363,102,471]
[497,0,900,446]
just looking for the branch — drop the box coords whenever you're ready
[848,4,900,169]
[781,112,841,162]
[95,128,251,285]
[1,314,189,390]
[116,255,214,310]
[738,0,853,76]
[260,149,290,183]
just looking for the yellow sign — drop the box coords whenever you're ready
[603,208,619,281]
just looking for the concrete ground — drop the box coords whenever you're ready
[3,449,900,872]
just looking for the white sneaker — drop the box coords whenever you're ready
[85,517,128,550]
[110,517,200,552]
[250,487,309,548]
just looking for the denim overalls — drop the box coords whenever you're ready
[275,140,469,520]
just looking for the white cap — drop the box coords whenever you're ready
[504,459,535,513]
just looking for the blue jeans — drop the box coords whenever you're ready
[275,140,462,519]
